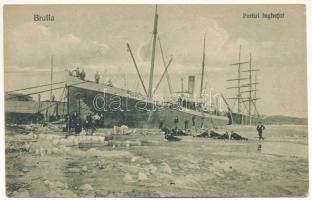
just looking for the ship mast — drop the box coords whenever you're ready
[237,46,242,113]
[181,78,184,92]
[200,34,206,98]
[50,55,54,102]
[47,55,54,119]
[248,54,252,124]
[227,45,249,114]
[240,53,260,123]
[254,65,258,116]
[147,5,158,98]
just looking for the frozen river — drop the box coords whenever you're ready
[5,124,308,197]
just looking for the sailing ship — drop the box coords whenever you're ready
[226,46,261,125]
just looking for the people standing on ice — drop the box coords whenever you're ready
[73,67,80,77]
[174,116,179,130]
[192,115,196,127]
[72,112,80,135]
[85,113,95,135]
[159,119,164,129]
[75,121,82,134]
[256,122,265,140]
[95,71,100,83]
[80,69,86,80]
[83,113,90,135]
[184,119,189,130]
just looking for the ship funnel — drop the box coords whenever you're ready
[188,75,195,97]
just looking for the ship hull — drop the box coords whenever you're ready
[67,76,229,128]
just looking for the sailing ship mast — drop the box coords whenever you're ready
[50,55,54,102]
[254,64,258,116]
[200,34,206,98]
[241,53,260,123]
[248,54,252,124]
[147,5,158,98]
[227,46,261,124]
[227,45,249,114]
[47,55,54,119]
[127,5,174,98]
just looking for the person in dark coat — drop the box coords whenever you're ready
[159,119,164,129]
[256,122,265,140]
[75,121,82,135]
[80,69,86,80]
[174,116,179,130]
[192,116,196,127]
[184,119,189,130]
[95,71,100,83]
[71,112,80,135]
[85,113,95,135]
[71,112,78,126]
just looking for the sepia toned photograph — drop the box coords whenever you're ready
[3,4,308,197]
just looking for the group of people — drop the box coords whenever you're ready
[196,121,265,141]
[69,67,101,83]
[196,130,249,140]
[65,112,81,134]
[70,67,86,80]
[161,115,206,131]
[160,115,266,142]
[66,112,103,135]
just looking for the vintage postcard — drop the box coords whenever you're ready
[4,4,308,197]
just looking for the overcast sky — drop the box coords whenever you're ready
[4,4,307,117]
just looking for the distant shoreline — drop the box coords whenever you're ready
[262,115,307,126]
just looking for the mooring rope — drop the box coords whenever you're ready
[5,81,88,100]
[6,81,66,94]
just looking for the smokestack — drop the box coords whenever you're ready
[188,75,195,97]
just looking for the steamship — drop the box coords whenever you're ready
[67,74,229,128]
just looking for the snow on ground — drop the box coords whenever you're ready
[5,124,308,197]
